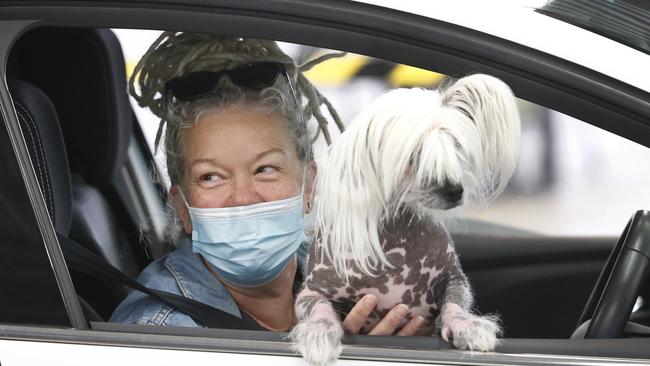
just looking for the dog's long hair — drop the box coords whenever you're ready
[316,74,521,277]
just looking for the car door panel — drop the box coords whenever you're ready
[455,235,612,338]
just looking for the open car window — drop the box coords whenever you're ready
[112,27,650,349]
[0,3,649,363]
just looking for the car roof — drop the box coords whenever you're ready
[353,0,650,93]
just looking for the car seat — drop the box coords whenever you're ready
[8,27,142,276]
[7,78,112,322]
[7,27,148,319]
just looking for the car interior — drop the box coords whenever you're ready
[4,24,650,359]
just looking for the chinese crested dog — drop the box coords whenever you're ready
[289,74,521,366]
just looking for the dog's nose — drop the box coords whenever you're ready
[441,183,464,203]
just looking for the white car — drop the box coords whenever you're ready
[1,0,650,365]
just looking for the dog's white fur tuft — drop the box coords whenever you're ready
[289,319,343,366]
[447,313,503,352]
[316,74,521,278]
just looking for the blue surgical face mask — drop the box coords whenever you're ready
[181,173,308,288]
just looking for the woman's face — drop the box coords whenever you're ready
[171,107,316,234]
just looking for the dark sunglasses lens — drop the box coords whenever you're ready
[228,63,282,89]
[166,63,283,101]
[167,71,219,100]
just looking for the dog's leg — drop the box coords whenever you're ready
[290,288,344,366]
[439,302,501,352]
[438,243,502,352]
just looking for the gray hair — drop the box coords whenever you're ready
[129,32,345,186]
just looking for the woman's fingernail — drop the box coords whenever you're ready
[396,304,408,316]
[365,295,377,307]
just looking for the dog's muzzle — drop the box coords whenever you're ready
[439,183,464,209]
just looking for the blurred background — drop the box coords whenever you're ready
[114,29,650,238]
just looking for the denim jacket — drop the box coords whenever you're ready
[110,236,308,327]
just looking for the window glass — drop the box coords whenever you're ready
[0,115,70,326]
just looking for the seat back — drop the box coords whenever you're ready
[8,78,112,321]
[8,27,141,280]
[8,79,73,236]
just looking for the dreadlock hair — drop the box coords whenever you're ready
[129,32,344,188]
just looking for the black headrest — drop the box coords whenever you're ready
[8,79,72,235]
[8,27,132,188]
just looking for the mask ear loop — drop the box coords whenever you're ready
[301,165,314,213]
[304,164,316,211]
[177,187,191,210]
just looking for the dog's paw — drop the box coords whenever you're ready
[442,314,501,352]
[289,318,344,366]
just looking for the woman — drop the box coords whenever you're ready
[111,32,423,335]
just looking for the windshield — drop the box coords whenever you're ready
[537,0,650,55]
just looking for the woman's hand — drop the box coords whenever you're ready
[342,294,425,336]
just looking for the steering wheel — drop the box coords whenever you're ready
[575,210,650,338]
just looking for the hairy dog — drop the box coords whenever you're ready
[290,74,521,366]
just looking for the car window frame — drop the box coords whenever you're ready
[1,1,650,364]
[0,19,87,329]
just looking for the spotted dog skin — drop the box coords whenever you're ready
[291,212,500,366]
[303,214,468,333]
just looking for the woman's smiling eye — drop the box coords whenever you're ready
[256,165,277,175]
[200,173,222,182]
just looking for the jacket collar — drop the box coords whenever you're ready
[164,236,242,318]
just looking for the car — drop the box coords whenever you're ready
[1,0,650,365]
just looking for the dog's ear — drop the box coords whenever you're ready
[441,74,521,201]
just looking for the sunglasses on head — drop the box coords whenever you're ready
[165,62,285,101]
